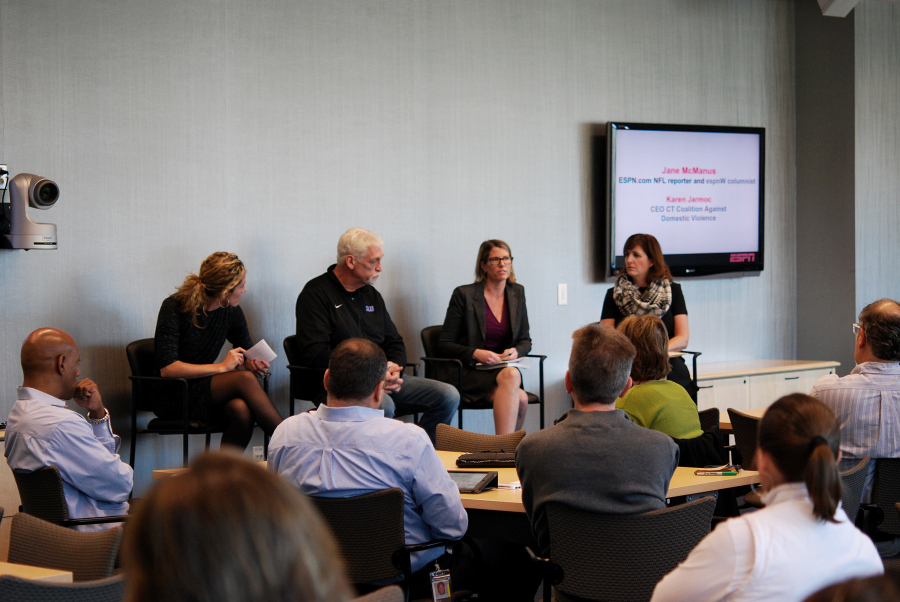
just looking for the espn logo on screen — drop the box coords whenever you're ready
[729,253,756,263]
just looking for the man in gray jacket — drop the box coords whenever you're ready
[516,323,679,555]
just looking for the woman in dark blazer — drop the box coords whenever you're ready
[439,240,531,434]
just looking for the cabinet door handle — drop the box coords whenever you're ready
[697,385,713,390]
[784,376,800,380]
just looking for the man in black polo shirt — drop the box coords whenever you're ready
[295,227,459,443]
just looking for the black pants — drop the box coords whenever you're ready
[668,355,698,402]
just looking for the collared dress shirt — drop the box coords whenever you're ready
[268,404,468,573]
[811,362,900,461]
[5,387,133,530]
[650,483,882,602]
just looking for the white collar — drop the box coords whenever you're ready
[17,386,68,408]
[761,481,811,506]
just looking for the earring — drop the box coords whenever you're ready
[219,297,228,309]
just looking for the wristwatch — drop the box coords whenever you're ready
[86,409,110,425]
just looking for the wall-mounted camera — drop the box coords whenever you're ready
[0,172,60,250]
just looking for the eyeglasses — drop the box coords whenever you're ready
[852,323,861,336]
[485,256,513,266]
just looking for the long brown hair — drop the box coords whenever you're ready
[616,315,671,381]
[758,394,842,522]
[122,451,352,602]
[474,239,516,284]
[614,233,673,283]
[173,252,245,327]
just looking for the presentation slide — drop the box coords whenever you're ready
[612,128,761,257]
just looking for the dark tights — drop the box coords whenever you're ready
[209,371,283,450]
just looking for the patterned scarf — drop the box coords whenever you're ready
[612,275,672,318]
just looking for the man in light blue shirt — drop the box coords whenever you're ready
[269,338,468,581]
[5,328,133,530]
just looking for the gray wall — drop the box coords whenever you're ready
[856,1,900,309]
[1,0,799,495]
[795,0,857,373]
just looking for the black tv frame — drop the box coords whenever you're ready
[606,121,765,278]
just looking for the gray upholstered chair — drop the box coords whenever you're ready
[529,497,716,602]
[8,513,123,582]
[435,424,525,453]
[353,585,404,602]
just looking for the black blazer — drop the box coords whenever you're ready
[438,281,531,366]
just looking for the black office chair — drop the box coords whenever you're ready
[127,338,226,469]
[310,488,460,599]
[420,325,546,430]
[872,458,900,537]
[283,335,327,415]
[528,497,715,602]
[697,407,719,433]
[284,334,420,419]
[727,408,764,508]
[127,338,269,469]
[679,349,702,403]
[13,466,127,528]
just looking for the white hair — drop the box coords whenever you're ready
[337,228,383,264]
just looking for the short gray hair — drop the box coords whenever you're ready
[337,228,383,265]
[568,323,635,406]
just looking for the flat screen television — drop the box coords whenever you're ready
[606,121,765,278]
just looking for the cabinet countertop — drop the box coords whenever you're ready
[697,360,840,381]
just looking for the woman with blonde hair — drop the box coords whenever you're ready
[439,239,531,434]
[154,252,282,450]
[122,451,352,602]
[651,394,883,602]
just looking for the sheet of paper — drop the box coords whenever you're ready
[498,481,521,490]
[475,359,530,370]
[244,339,277,364]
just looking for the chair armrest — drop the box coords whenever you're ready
[420,357,464,390]
[61,514,129,527]
[128,375,188,385]
[390,539,461,576]
[526,546,564,600]
[405,362,419,377]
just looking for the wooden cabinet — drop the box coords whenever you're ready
[696,360,839,413]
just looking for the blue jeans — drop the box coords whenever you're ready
[381,375,459,444]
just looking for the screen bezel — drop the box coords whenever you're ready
[606,121,765,278]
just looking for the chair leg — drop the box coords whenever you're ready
[205,433,212,451]
[182,431,189,468]
[458,406,464,431]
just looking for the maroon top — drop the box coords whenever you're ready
[484,296,512,352]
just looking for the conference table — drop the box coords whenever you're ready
[438,450,759,545]
[0,561,73,583]
[153,450,759,544]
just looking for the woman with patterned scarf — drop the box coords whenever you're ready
[600,233,695,399]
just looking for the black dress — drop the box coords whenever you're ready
[600,282,697,400]
[154,296,253,423]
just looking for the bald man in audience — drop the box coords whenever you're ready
[5,328,133,530]
[812,298,900,504]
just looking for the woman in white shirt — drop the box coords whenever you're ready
[651,393,883,602]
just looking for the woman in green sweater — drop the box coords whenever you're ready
[615,315,702,439]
